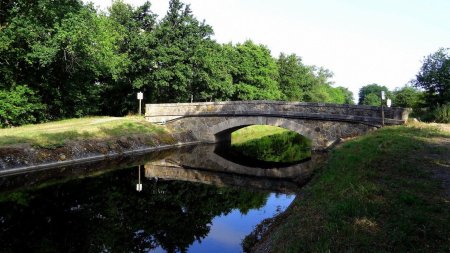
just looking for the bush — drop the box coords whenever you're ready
[0,85,46,127]
[414,104,450,123]
[431,104,450,123]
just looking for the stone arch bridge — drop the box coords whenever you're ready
[145,101,410,150]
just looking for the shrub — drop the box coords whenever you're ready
[414,104,450,123]
[431,103,450,123]
[0,85,46,127]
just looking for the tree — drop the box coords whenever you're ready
[277,53,308,101]
[150,0,214,103]
[358,83,390,106]
[101,0,157,115]
[362,93,382,106]
[0,0,84,90]
[307,84,333,103]
[276,53,341,103]
[336,87,355,104]
[393,85,424,108]
[0,0,17,28]
[190,41,235,102]
[1,0,361,126]
[414,48,450,107]
[319,86,355,104]
[47,8,129,117]
[302,67,355,104]
[231,41,282,100]
[0,0,128,120]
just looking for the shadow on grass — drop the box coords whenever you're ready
[34,131,95,148]
[0,136,35,147]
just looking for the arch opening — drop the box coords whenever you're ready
[217,125,312,164]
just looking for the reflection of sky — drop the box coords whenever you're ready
[185,193,295,253]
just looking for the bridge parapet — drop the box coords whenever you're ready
[145,101,411,150]
[145,100,410,125]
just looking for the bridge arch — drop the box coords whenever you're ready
[168,115,376,150]
[208,117,317,145]
[145,101,410,150]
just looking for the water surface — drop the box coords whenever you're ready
[0,143,322,252]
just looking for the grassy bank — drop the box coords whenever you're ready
[0,116,167,148]
[247,123,450,252]
[232,125,311,163]
[232,125,290,145]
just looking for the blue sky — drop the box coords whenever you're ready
[90,0,450,101]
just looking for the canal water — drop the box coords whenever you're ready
[0,133,322,252]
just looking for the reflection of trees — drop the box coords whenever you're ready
[232,131,311,163]
[0,168,269,253]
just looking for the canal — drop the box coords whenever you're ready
[0,127,323,253]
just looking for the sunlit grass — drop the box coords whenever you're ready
[231,125,290,145]
[231,125,311,163]
[0,116,167,148]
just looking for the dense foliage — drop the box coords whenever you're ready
[358,83,391,106]
[392,85,424,108]
[0,85,46,126]
[413,48,450,122]
[232,130,311,163]
[414,48,449,107]
[0,0,353,127]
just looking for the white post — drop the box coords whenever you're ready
[137,92,143,116]
[136,165,143,192]
[381,91,385,126]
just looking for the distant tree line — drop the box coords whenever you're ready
[357,48,449,122]
[0,0,353,127]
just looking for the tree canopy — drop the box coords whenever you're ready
[414,48,450,107]
[358,83,391,106]
[0,0,354,127]
[393,85,424,108]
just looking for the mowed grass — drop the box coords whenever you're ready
[0,116,167,148]
[252,122,450,252]
[231,125,290,145]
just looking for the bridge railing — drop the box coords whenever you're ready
[145,100,410,126]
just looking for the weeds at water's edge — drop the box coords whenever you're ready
[246,123,450,253]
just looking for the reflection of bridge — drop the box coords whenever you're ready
[144,145,326,193]
[145,101,410,150]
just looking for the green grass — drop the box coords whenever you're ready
[0,116,167,148]
[231,125,290,145]
[249,123,450,252]
[232,127,311,163]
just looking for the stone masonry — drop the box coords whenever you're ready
[145,100,410,150]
